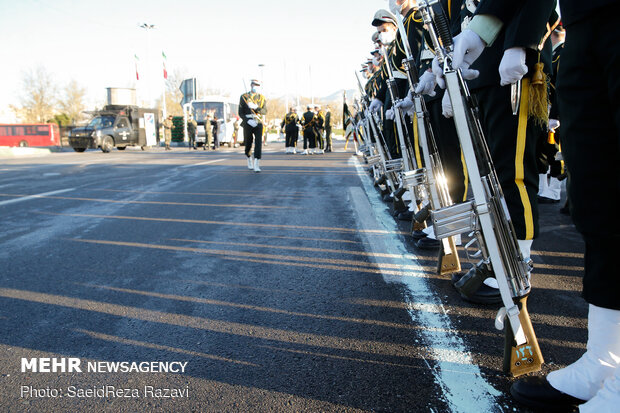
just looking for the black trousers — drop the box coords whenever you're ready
[325,127,332,150]
[304,129,316,149]
[472,84,540,240]
[557,4,620,309]
[244,123,263,159]
[285,127,298,147]
[426,92,467,204]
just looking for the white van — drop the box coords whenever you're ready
[190,97,240,147]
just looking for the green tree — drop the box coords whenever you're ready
[49,113,72,126]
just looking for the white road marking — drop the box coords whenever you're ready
[180,158,226,168]
[349,156,501,413]
[0,188,75,207]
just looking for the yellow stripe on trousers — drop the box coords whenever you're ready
[516,78,535,240]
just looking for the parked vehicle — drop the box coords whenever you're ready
[0,123,60,147]
[69,105,159,153]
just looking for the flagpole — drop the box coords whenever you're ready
[162,50,167,120]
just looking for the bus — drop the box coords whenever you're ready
[0,123,61,147]
[189,97,240,146]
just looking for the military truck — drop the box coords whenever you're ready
[69,105,159,153]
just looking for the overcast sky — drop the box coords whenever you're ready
[0,0,386,121]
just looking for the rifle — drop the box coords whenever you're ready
[380,45,426,213]
[418,0,543,376]
[355,71,399,195]
[394,11,461,275]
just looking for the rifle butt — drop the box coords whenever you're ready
[437,237,461,275]
[503,295,544,376]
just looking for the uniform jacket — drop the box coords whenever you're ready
[281,112,299,133]
[239,92,266,126]
[456,0,556,90]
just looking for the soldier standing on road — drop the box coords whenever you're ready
[239,79,266,172]
[300,105,316,155]
[281,107,299,154]
[188,114,197,150]
[163,115,173,150]
[324,106,332,152]
[314,105,325,154]
[204,113,213,150]
[211,115,219,150]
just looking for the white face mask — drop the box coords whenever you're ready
[378,30,396,45]
[389,0,405,15]
[251,86,261,94]
[372,57,381,66]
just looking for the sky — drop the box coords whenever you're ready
[0,0,387,121]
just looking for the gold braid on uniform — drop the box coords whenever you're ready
[528,58,549,127]
[529,19,561,127]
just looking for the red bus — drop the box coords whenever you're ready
[0,123,61,147]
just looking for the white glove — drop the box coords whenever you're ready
[451,29,484,79]
[369,98,382,113]
[548,119,560,131]
[395,92,414,112]
[385,108,395,120]
[499,47,528,86]
[248,102,258,110]
[432,57,446,89]
[441,92,453,118]
[415,70,437,96]
[247,119,258,128]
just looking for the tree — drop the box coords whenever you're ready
[50,113,71,126]
[10,66,58,123]
[59,80,87,124]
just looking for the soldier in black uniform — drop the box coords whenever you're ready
[505,1,620,411]
[391,0,468,251]
[300,106,316,155]
[239,79,266,172]
[314,105,325,154]
[281,107,299,154]
[324,106,332,152]
[432,0,556,304]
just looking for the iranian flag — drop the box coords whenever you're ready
[134,54,140,80]
[162,51,168,79]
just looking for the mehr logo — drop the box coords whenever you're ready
[21,358,82,373]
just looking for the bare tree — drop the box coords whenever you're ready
[59,79,88,124]
[10,66,58,123]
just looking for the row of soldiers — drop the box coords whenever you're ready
[350,1,618,411]
[280,105,333,154]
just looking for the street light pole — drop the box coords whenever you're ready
[139,23,156,107]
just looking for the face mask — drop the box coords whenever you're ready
[389,0,404,15]
[378,30,396,45]
[251,86,260,93]
[372,57,380,66]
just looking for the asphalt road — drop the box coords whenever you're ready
[0,142,587,412]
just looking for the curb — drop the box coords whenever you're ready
[0,146,53,158]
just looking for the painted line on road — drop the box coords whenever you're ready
[180,158,226,168]
[349,156,501,413]
[0,188,75,207]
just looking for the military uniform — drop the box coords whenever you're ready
[281,110,299,153]
[324,109,332,152]
[163,116,172,150]
[465,2,620,411]
[300,108,316,154]
[239,84,266,164]
[315,108,325,153]
[188,116,197,150]
[458,0,556,242]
